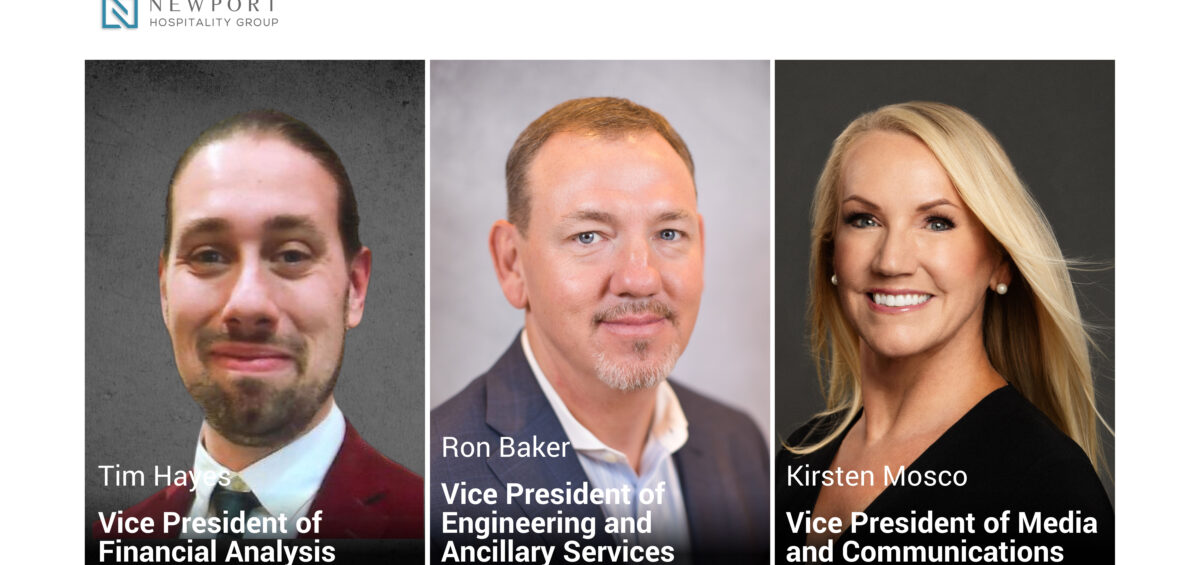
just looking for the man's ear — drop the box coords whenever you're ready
[346,246,373,328]
[159,253,169,327]
[489,220,528,309]
[697,212,706,289]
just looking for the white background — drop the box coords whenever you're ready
[2,0,1192,561]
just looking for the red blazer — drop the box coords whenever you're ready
[93,421,423,539]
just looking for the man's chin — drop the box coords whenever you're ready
[191,383,307,447]
[592,342,681,392]
[592,330,678,355]
[208,406,310,448]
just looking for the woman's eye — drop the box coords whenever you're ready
[927,217,955,232]
[576,232,597,245]
[847,214,878,228]
[660,229,679,241]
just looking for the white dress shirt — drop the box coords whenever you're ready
[522,329,691,549]
[182,402,345,539]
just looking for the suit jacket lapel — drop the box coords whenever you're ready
[305,423,391,539]
[674,406,757,552]
[483,337,608,544]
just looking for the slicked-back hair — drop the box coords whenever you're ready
[162,109,362,262]
[505,97,695,233]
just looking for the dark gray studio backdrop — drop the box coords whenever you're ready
[429,61,771,444]
[85,61,425,525]
[774,61,1115,496]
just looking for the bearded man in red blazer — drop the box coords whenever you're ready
[93,110,421,541]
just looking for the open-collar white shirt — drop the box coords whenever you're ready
[522,329,692,549]
[182,402,345,539]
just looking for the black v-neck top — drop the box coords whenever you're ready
[777,386,1113,563]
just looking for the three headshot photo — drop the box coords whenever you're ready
[85,59,1114,563]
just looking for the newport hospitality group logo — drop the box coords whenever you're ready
[101,0,138,29]
[102,0,280,30]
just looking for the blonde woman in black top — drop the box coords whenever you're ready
[778,102,1112,563]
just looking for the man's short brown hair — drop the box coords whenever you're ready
[163,109,362,261]
[505,97,695,233]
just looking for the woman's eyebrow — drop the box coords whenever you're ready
[840,196,959,213]
[841,195,879,210]
[916,198,958,212]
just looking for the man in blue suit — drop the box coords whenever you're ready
[431,98,768,562]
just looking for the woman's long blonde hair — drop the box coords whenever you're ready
[795,101,1105,471]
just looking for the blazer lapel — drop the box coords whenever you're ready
[482,337,608,544]
[674,416,755,552]
[305,423,398,539]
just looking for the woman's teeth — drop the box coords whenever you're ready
[872,293,931,307]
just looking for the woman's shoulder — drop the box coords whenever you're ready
[961,385,1093,462]
[940,386,1111,510]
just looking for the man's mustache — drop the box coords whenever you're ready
[593,300,676,326]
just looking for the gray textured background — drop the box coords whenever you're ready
[774,61,1115,496]
[429,61,771,443]
[85,61,425,525]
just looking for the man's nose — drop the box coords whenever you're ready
[221,260,279,336]
[610,237,663,297]
[871,228,918,277]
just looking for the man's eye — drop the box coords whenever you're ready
[191,249,227,264]
[184,248,230,275]
[660,229,680,241]
[575,232,598,245]
[846,214,878,228]
[278,249,310,263]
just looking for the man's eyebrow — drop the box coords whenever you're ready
[177,218,232,241]
[563,210,695,224]
[656,210,693,223]
[563,209,616,224]
[264,215,321,234]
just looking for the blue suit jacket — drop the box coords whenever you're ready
[431,336,768,561]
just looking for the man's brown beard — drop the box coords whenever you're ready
[188,329,338,448]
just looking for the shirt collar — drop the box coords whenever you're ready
[521,329,689,466]
[191,402,345,518]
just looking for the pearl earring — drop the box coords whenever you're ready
[831,274,839,286]
[996,283,1008,295]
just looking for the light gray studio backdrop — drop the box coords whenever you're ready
[774,61,1115,496]
[430,61,770,443]
[85,61,425,525]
